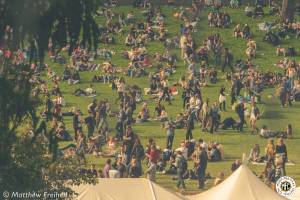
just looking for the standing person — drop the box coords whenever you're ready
[165,119,175,149]
[103,159,112,178]
[249,103,260,134]
[265,139,275,172]
[116,77,125,104]
[283,77,292,107]
[209,101,220,134]
[182,87,191,109]
[230,81,236,106]
[97,101,109,131]
[201,98,210,132]
[175,150,186,190]
[76,132,86,165]
[131,138,145,167]
[186,114,194,140]
[275,138,288,176]
[124,126,135,165]
[197,146,208,189]
[73,109,83,140]
[161,78,172,105]
[87,99,97,117]
[236,100,245,132]
[214,41,222,66]
[85,112,96,138]
[219,85,226,111]
[279,83,286,107]
[222,48,234,72]
[115,119,124,141]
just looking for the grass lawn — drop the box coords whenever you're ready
[44,5,300,194]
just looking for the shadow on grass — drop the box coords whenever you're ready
[263,110,283,119]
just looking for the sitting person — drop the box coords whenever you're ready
[85,84,96,96]
[249,144,262,162]
[58,144,77,157]
[125,33,135,46]
[56,122,72,141]
[286,47,296,57]
[233,24,243,38]
[276,46,284,56]
[231,159,241,172]
[219,117,237,130]
[174,113,185,129]
[264,31,280,46]
[230,0,239,8]
[90,130,106,154]
[214,171,225,186]
[208,144,222,161]
[246,47,256,59]
[137,103,150,122]
[107,136,117,152]
[62,67,72,81]
[68,70,81,85]
[269,1,280,16]
[254,5,264,17]
[74,87,95,97]
[162,155,177,175]
[245,4,255,17]
[242,24,251,39]
[156,107,168,122]
[209,68,218,84]
[128,158,142,178]
[247,39,257,50]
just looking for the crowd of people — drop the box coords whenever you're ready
[1,0,299,193]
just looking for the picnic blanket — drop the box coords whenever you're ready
[258,22,277,31]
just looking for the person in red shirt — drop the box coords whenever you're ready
[149,145,160,164]
[4,49,12,58]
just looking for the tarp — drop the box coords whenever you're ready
[72,178,186,200]
[292,187,300,200]
[188,165,287,200]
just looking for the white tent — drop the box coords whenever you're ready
[72,178,186,200]
[188,165,287,200]
[292,187,300,200]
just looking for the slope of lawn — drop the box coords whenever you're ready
[43,5,300,193]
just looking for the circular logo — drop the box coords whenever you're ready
[276,176,296,199]
[3,191,9,198]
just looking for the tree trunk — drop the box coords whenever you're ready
[282,0,295,22]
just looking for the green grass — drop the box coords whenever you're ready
[44,6,300,193]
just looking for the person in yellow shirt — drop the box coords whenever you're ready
[264,139,275,172]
